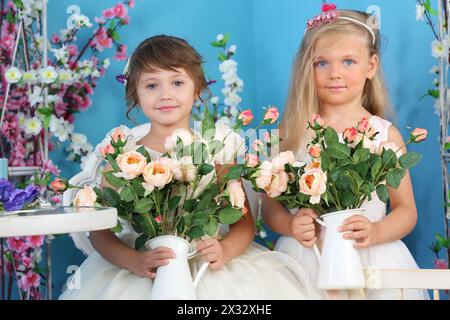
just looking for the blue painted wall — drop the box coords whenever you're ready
[44,0,445,298]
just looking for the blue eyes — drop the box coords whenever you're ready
[314,59,356,68]
[145,80,184,90]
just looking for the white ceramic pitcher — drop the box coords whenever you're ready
[145,235,209,299]
[313,208,366,290]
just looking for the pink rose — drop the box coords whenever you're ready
[112,128,126,143]
[434,258,447,269]
[299,168,327,204]
[343,127,358,143]
[255,161,273,189]
[310,113,325,128]
[142,160,173,189]
[228,180,246,209]
[252,139,264,152]
[238,109,254,126]
[263,107,279,124]
[73,186,97,207]
[245,153,259,168]
[308,144,322,158]
[114,151,147,180]
[357,117,371,133]
[100,144,115,158]
[412,128,427,142]
[271,151,295,173]
[155,215,162,224]
[265,171,289,198]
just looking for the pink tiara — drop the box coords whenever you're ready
[306,10,339,29]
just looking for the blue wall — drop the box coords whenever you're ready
[45,0,445,298]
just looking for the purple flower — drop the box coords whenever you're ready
[4,189,28,211]
[0,178,14,203]
[24,184,40,204]
[115,74,127,84]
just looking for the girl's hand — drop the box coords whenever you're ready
[196,238,225,271]
[339,214,378,249]
[128,246,176,279]
[290,208,319,248]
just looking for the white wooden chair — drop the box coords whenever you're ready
[62,123,259,256]
[364,266,450,300]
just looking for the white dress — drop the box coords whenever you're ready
[274,116,429,300]
[60,147,319,300]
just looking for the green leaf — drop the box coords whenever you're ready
[324,127,339,145]
[399,152,422,169]
[191,142,209,164]
[328,143,351,160]
[104,171,128,188]
[111,221,123,233]
[225,165,244,180]
[111,31,121,42]
[192,209,211,225]
[105,153,120,172]
[320,151,330,171]
[218,207,242,224]
[135,198,154,214]
[136,145,152,162]
[371,159,383,180]
[376,184,389,203]
[183,199,196,212]
[120,186,134,202]
[134,234,148,251]
[341,189,357,208]
[196,191,215,211]
[198,163,215,176]
[204,218,219,237]
[140,212,157,238]
[445,142,450,151]
[131,179,145,197]
[381,149,397,169]
[209,140,225,156]
[353,148,370,164]
[12,0,24,9]
[386,168,406,189]
[202,108,216,141]
[218,52,227,62]
[188,226,204,239]
[102,187,121,207]
[168,196,181,211]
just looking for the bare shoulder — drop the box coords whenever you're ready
[387,125,407,152]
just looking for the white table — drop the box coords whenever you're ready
[0,206,117,300]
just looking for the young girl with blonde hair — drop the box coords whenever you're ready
[262,5,429,299]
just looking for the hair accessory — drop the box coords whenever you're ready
[306,3,376,46]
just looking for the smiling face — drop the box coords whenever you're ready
[136,67,196,127]
[313,33,378,108]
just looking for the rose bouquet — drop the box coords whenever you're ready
[243,114,427,214]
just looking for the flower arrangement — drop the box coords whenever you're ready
[243,115,427,215]
[416,0,450,269]
[0,0,135,169]
[0,178,44,300]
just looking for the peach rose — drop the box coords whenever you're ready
[308,144,321,158]
[412,128,427,142]
[73,186,97,207]
[238,110,254,126]
[299,168,327,204]
[255,160,273,189]
[228,179,246,209]
[271,151,295,173]
[305,161,321,172]
[50,178,68,193]
[114,151,147,180]
[142,160,173,189]
[263,106,279,124]
[265,171,289,198]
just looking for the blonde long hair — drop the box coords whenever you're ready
[280,10,392,154]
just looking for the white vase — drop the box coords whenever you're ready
[314,208,366,290]
[145,235,208,299]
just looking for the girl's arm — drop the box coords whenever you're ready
[261,194,294,236]
[372,125,418,244]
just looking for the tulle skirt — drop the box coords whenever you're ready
[59,242,320,300]
[275,236,430,300]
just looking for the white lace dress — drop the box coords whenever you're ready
[274,116,429,300]
[60,147,320,300]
